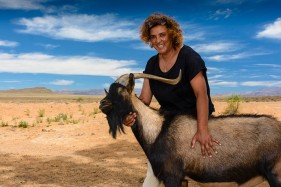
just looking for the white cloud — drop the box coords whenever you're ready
[0,52,142,76]
[39,44,59,49]
[207,51,269,61]
[16,14,138,42]
[241,81,281,87]
[0,0,46,10]
[133,43,154,51]
[184,32,206,41]
[208,75,224,79]
[270,75,281,79]
[0,80,21,83]
[134,79,144,89]
[256,18,281,40]
[50,80,74,86]
[215,0,244,4]
[255,63,281,68]
[209,8,233,20]
[193,41,239,53]
[207,67,223,72]
[180,22,206,41]
[209,80,238,87]
[207,54,239,61]
[0,40,18,47]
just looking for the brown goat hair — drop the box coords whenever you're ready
[99,73,281,187]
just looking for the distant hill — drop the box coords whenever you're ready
[0,87,54,94]
[57,87,281,97]
[213,87,281,97]
[242,87,281,97]
[1,86,280,96]
[55,88,142,95]
[55,89,105,95]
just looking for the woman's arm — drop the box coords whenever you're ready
[190,71,220,157]
[123,78,153,127]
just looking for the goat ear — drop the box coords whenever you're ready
[127,73,135,94]
[104,88,108,95]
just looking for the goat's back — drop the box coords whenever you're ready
[164,115,281,182]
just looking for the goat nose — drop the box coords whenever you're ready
[99,98,112,113]
[100,98,105,105]
[99,99,106,109]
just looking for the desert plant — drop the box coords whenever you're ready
[46,117,52,124]
[54,113,68,122]
[76,97,84,102]
[93,107,100,114]
[18,121,28,128]
[38,109,45,117]
[69,119,79,124]
[46,113,79,125]
[224,94,244,115]
[89,107,100,117]
[1,121,8,127]
[36,117,43,124]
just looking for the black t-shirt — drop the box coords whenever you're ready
[144,45,215,116]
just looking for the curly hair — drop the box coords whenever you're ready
[139,12,183,49]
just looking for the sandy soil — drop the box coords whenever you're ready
[0,100,280,187]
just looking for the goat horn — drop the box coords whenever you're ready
[115,69,182,86]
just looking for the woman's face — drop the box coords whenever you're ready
[149,25,172,55]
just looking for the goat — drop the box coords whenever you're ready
[99,71,281,187]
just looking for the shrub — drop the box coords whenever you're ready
[76,97,84,102]
[224,94,244,115]
[18,121,28,128]
[1,121,8,127]
[38,109,45,117]
[54,113,68,122]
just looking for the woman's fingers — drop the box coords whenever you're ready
[123,112,137,127]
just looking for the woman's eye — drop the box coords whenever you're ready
[160,33,166,38]
[150,36,156,40]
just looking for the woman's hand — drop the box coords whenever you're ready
[123,112,137,127]
[191,129,221,157]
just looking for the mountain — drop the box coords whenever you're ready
[55,88,142,95]
[55,89,105,95]
[57,87,281,96]
[0,87,54,94]
[242,87,281,97]
[1,86,280,96]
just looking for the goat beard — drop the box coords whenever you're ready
[106,111,126,139]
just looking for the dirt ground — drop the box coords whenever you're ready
[0,100,280,187]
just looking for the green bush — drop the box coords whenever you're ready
[224,94,244,115]
[18,121,28,128]
[54,113,68,122]
[1,121,8,127]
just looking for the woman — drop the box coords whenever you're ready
[124,12,220,186]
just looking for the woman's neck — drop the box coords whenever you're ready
[159,46,182,72]
[160,47,176,59]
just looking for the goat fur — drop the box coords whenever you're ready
[99,74,281,187]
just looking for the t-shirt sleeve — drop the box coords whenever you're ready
[186,49,207,81]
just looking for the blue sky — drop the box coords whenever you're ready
[0,0,280,94]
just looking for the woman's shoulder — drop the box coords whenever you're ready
[146,54,159,67]
[148,54,158,62]
[181,45,199,56]
[144,54,159,73]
